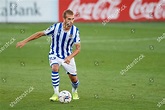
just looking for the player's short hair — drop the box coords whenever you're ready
[63,9,74,18]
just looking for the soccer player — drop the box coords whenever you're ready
[16,9,80,101]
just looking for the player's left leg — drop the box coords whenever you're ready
[62,58,80,100]
[68,74,80,100]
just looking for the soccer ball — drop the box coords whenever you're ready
[58,90,72,103]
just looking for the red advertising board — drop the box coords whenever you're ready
[59,0,165,22]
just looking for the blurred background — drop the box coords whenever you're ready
[0,0,164,23]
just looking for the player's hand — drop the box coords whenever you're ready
[16,41,26,48]
[64,56,71,64]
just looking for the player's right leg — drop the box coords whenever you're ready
[49,55,61,101]
[49,64,60,101]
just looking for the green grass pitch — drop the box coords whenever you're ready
[0,22,165,110]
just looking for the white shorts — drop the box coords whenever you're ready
[48,54,77,75]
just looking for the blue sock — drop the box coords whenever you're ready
[72,80,79,92]
[51,71,59,94]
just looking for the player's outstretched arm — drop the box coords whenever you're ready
[16,31,45,48]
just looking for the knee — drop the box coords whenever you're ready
[71,79,77,83]
[72,78,78,83]
[70,75,78,82]
[51,64,59,72]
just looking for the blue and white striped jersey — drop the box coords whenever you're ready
[44,23,80,59]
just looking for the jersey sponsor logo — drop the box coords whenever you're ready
[69,34,73,38]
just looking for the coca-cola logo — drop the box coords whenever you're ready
[68,0,122,20]
[64,0,165,21]
[102,4,127,25]
[130,0,165,19]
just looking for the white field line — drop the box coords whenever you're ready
[82,37,156,43]
[33,37,156,44]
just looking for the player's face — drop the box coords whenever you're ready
[64,14,74,28]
